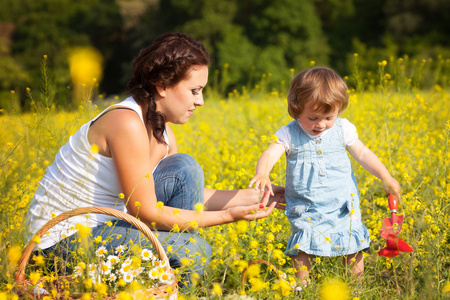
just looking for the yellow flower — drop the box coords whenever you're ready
[172,224,180,232]
[247,264,261,279]
[116,292,132,300]
[194,203,204,212]
[7,245,21,268]
[135,201,141,207]
[156,201,164,209]
[32,236,41,244]
[95,283,108,296]
[118,193,125,199]
[350,209,355,215]
[81,293,91,300]
[33,255,45,266]
[69,46,103,85]
[76,223,91,239]
[84,278,93,289]
[443,281,450,293]
[249,277,265,292]
[324,237,331,243]
[319,278,349,300]
[90,144,99,153]
[212,282,222,295]
[30,272,40,285]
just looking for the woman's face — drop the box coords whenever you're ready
[156,65,208,124]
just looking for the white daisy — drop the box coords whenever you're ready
[73,266,83,277]
[107,255,120,265]
[87,263,96,273]
[141,249,154,261]
[159,271,174,285]
[95,246,108,258]
[148,268,160,280]
[123,272,134,283]
[100,261,112,275]
[120,263,132,275]
[107,273,117,282]
[115,245,127,255]
[122,257,132,266]
[159,259,168,268]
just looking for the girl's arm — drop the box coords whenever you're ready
[347,139,401,200]
[106,111,276,231]
[249,143,286,196]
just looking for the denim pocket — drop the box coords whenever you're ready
[285,203,311,219]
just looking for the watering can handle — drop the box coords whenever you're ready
[388,194,398,213]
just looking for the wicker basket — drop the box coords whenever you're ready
[15,207,178,299]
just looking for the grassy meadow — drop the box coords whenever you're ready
[0,57,449,299]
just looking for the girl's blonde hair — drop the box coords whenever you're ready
[287,67,348,119]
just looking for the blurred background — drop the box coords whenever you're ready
[0,0,449,109]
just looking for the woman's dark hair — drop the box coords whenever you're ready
[127,32,210,144]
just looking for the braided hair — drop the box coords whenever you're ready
[127,33,210,144]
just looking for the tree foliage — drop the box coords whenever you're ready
[0,0,448,109]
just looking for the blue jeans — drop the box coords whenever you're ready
[41,153,211,284]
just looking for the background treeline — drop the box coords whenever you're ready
[0,0,449,110]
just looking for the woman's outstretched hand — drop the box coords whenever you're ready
[226,201,277,221]
[258,184,286,210]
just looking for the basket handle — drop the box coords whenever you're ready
[15,206,169,284]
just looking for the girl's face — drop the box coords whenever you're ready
[298,102,340,136]
[156,65,208,124]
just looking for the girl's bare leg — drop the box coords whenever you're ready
[291,251,312,285]
[344,251,364,279]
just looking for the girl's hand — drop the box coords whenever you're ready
[226,201,277,221]
[382,176,401,201]
[249,174,274,196]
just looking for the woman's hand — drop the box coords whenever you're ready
[268,184,286,210]
[226,201,277,221]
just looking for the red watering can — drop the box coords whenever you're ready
[378,194,413,257]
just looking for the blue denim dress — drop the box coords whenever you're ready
[284,119,370,257]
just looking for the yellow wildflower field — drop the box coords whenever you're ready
[0,76,449,299]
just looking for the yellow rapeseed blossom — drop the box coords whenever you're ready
[194,203,204,212]
[212,282,222,295]
[7,245,22,268]
[443,281,450,293]
[69,47,103,85]
[30,271,40,285]
[319,278,349,300]
[75,223,91,239]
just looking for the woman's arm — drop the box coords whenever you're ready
[347,139,401,200]
[204,185,285,211]
[105,111,276,231]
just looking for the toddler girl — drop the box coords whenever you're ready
[249,67,401,285]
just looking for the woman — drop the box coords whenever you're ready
[25,32,284,282]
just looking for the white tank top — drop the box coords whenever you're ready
[25,97,168,249]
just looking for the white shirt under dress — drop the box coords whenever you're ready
[275,118,358,153]
[25,97,168,250]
